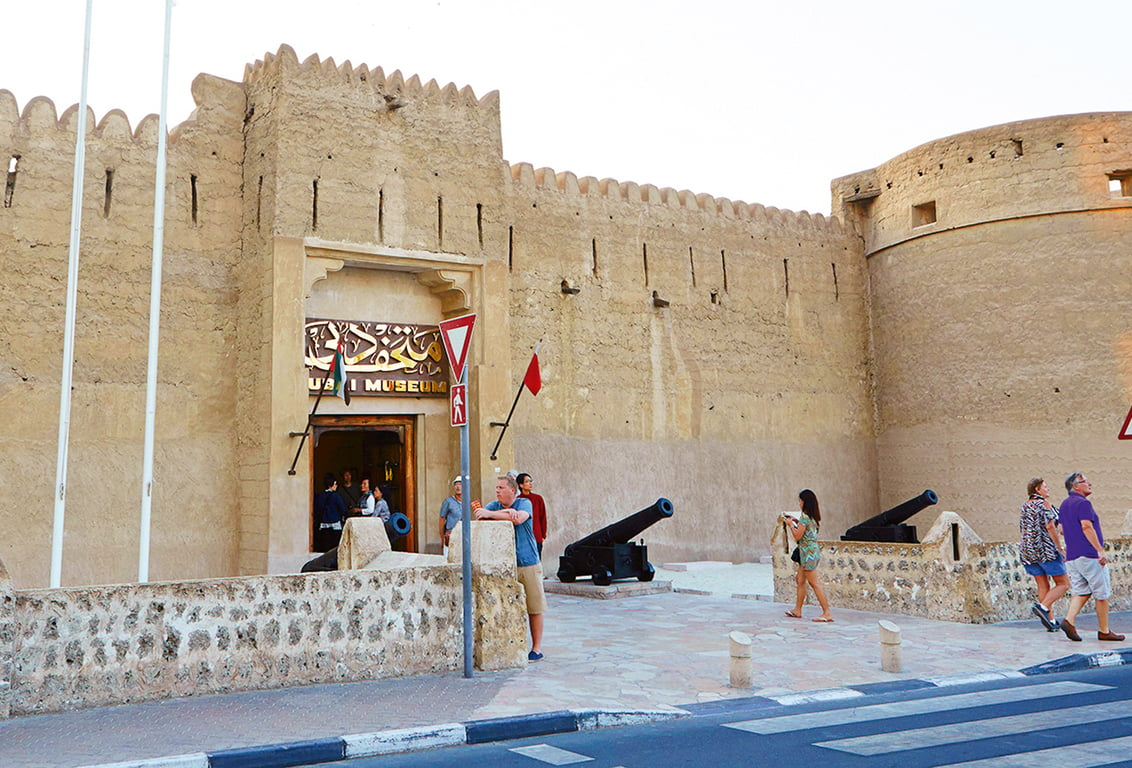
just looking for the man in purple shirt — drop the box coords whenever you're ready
[1058,473,1124,642]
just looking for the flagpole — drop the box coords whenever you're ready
[50,0,94,588]
[288,375,330,476]
[489,341,540,461]
[288,338,341,475]
[138,0,175,584]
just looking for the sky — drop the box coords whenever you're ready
[3,0,1129,215]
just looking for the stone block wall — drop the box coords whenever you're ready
[0,561,525,717]
[773,510,1132,624]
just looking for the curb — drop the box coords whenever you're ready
[1020,648,1132,676]
[72,652,1131,768]
[73,709,687,768]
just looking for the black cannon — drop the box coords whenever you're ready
[557,498,673,586]
[841,490,938,543]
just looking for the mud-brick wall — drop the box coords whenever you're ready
[772,511,1132,624]
[3,566,473,716]
[504,166,876,568]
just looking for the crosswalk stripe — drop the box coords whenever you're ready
[815,700,1131,756]
[509,744,594,765]
[931,733,1132,768]
[723,681,1109,735]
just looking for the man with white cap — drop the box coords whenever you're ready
[439,476,463,555]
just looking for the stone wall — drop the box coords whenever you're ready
[773,510,1132,624]
[0,518,528,717]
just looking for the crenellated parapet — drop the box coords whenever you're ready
[243,44,499,112]
[509,161,843,235]
[835,111,1132,255]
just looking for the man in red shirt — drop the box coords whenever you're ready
[517,472,548,560]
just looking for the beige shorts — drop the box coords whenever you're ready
[517,564,547,615]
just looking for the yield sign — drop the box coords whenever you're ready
[1120,405,1132,440]
[438,313,476,382]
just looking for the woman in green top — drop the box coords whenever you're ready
[783,489,833,622]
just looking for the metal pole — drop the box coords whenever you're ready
[50,0,94,588]
[460,363,474,678]
[138,0,175,584]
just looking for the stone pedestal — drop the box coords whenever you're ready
[448,521,528,671]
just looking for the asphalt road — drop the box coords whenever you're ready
[315,665,1132,767]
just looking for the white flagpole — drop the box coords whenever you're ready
[50,0,95,588]
[138,0,175,583]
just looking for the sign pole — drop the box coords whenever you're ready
[438,312,477,679]
[459,364,473,678]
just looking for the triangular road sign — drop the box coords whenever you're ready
[1120,405,1132,440]
[438,313,476,382]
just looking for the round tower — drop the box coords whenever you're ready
[835,112,1132,540]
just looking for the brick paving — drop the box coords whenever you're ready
[0,564,1126,768]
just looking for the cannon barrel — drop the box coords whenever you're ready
[565,497,673,555]
[385,512,411,542]
[865,490,938,528]
[841,490,937,543]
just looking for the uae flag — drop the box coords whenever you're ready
[331,339,351,405]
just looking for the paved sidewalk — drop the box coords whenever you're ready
[1,564,1128,768]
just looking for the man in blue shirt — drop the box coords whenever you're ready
[1059,472,1124,642]
[475,475,546,661]
[439,477,463,555]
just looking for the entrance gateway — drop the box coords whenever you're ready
[310,414,417,552]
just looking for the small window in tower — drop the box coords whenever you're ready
[1108,171,1132,198]
[912,201,937,228]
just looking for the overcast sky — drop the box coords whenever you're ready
[4,0,1129,215]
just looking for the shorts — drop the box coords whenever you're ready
[1066,556,1111,601]
[1023,558,1067,577]
[517,564,547,615]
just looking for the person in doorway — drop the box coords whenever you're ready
[476,475,546,661]
[371,485,391,522]
[1058,473,1124,642]
[439,476,463,555]
[1019,477,1068,631]
[516,472,548,559]
[782,489,833,623]
[313,473,347,552]
[358,477,376,517]
[338,468,362,517]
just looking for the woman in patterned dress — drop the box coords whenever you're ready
[1020,477,1068,631]
[783,488,833,622]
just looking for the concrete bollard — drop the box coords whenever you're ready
[729,630,753,688]
[879,619,902,673]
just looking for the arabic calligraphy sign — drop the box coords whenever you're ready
[305,318,448,397]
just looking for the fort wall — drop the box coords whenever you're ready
[0,74,246,587]
[2,45,1128,588]
[835,113,1132,542]
[503,165,877,564]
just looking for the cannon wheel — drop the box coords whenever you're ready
[592,569,612,587]
[638,562,655,582]
[557,563,577,583]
